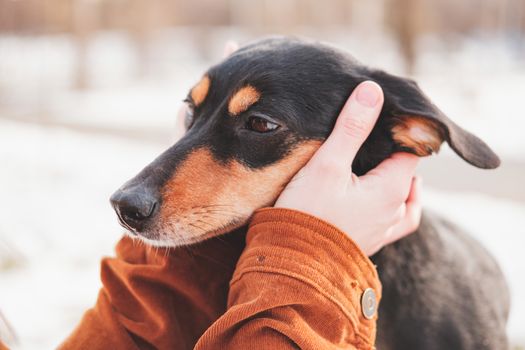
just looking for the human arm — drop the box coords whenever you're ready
[58,229,246,350]
[195,81,421,349]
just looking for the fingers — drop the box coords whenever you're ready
[407,176,422,205]
[365,152,419,201]
[223,40,239,58]
[312,81,384,173]
[391,202,407,225]
[384,176,423,245]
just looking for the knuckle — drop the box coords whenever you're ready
[407,211,422,231]
[340,116,370,138]
[407,219,419,233]
[394,209,405,223]
[413,208,423,225]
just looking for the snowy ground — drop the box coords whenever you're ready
[0,31,524,348]
[0,119,523,349]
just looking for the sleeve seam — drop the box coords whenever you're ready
[248,219,380,285]
[234,249,371,296]
[230,266,369,331]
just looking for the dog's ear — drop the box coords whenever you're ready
[369,70,500,169]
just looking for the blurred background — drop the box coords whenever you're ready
[0,0,524,349]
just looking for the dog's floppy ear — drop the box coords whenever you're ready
[369,70,500,169]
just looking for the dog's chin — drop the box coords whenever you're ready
[124,216,248,248]
[124,232,177,248]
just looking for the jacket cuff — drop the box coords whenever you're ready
[233,207,382,345]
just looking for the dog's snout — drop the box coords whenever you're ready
[110,188,159,232]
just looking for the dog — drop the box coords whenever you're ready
[110,37,510,349]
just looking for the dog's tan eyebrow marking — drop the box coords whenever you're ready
[228,85,261,116]
[190,75,211,106]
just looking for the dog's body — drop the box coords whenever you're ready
[110,37,510,349]
[373,213,509,349]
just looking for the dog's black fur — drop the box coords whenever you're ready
[111,37,510,349]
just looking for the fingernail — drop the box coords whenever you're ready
[356,81,380,107]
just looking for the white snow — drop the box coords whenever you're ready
[0,120,163,349]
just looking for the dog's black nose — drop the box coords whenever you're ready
[110,188,158,231]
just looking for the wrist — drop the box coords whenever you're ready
[239,207,382,342]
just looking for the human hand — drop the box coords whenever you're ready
[275,81,422,256]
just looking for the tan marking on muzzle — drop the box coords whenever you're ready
[391,116,444,156]
[158,141,321,244]
[190,76,211,106]
[228,85,260,116]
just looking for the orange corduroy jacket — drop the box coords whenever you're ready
[4,208,382,350]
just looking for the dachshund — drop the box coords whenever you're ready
[110,37,510,350]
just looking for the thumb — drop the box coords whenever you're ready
[312,81,384,172]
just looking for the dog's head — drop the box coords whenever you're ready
[110,37,499,246]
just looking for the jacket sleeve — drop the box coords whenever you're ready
[58,229,246,350]
[195,208,382,350]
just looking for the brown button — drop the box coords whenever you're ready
[361,288,377,319]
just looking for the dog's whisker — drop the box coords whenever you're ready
[195,219,215,228]
[193,204,236,209]
[188,210,244,220]
[188,222,207,233]
[202,209,244,216]
[163,245,171,258]
[199,213,243,223]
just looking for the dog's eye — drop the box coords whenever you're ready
[184,105,194,129]
[246,116,280,133]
